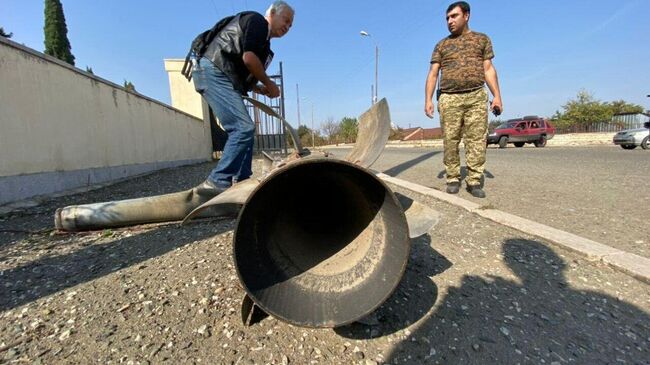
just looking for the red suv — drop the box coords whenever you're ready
[487,116,555,148]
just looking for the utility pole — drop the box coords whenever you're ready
[311,104,315,148]
[374,44,379,103]
[296,84,301,127]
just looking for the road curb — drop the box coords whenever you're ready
[376,173,650,284]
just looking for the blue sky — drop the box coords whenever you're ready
[2,0,649,130]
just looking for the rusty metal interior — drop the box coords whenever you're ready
[234,159,409,327]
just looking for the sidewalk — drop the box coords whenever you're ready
[378,173,650,284]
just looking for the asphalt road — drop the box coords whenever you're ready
[326,145,650,259]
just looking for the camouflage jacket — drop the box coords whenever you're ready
[431,31,494,93]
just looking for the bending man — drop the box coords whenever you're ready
[191,1,294,195]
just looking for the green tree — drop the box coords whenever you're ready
[606,100,644,115]
[297,124,314,147]
[123,80,136,92]
[297,125,311,139]
[563,90,609,125]
[339,117,358,143]
[551,90,645,132]
[85,66,94,74]
[549,110,574,130]
[555,90,607,127]
[44,0,75,65]
[0,27,13,38]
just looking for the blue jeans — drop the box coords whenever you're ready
[192,57,255,188]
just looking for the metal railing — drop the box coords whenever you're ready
[245,62,287,154]
[555,121,646,134]
[209,62,288,155]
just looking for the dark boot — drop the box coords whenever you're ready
[446,181,460,194]
[194,180,227,197]
[467,185,486,198]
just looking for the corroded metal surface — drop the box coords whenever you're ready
[233,158,410,327]
[345,98,390,168]
[181,179,260,224]
[54,188,209,231]
[395,192,441,238]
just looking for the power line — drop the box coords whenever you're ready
[209,0,219,16]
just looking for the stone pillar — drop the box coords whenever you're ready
[164,59,214,157]
[164,59,206,120]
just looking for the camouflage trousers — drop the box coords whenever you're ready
[438,87,488,186]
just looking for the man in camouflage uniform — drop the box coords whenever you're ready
[424,1,503,198]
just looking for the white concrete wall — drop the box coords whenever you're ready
[0,37,213,205]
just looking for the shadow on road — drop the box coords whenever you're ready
[335,234,452,339]
[384,239,650,364]
[0,221,229,311]
[382,151,441,176]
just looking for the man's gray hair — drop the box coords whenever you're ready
[266,1,294,16]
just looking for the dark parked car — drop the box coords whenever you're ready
[487,116,556,148]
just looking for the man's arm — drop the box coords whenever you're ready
[483,59,502,113]
[424,62,440,118]
[242,51,280,98]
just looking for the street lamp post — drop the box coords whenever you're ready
[646,95,650,129]
[296,84,301,127]
[360,30,378,104]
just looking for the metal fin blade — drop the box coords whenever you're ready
[182,179,260,224]
[241,294,269,326]
[395,192,441,238]
[346,98,391,168]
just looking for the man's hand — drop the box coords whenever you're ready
[484,59,503,116]
[490,97,503,115]
[264,82,280,98]
[425,100,435,119]
[252,82,280,98]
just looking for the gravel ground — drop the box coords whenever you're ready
[1,161,649,364]
[338,145,650,259]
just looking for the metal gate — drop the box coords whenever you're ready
[209,62,288,155]
[246,62,288,154]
